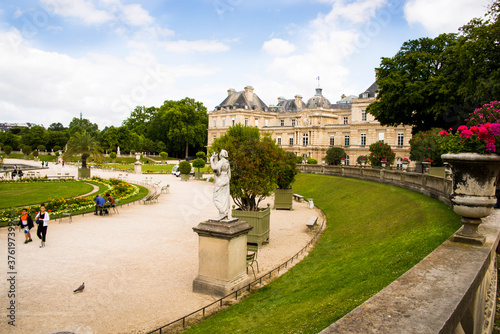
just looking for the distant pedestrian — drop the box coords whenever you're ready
[18,208,34,244]
[41,161,44,168]
[45,162,48,167]
[35,204,50,248]
[62,160,65,167]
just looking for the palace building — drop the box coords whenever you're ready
[207,80,412,166]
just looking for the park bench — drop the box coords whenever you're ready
[306,216,318,232]
[47,175,75,179]
[293,194,304,202]
[161,185,170,193]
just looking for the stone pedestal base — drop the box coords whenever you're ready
[134,162,142,174]
[192,219,253,297]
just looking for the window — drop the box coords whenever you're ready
[345,155,350,165]
[360,133,366,146]
[361,109,367,122]
[213,119,216,128]
[232,117,235,126]
[212,135,216,142]
[280,119,284,127]
[255,118,259,127]
[343,117,348,125]
[362,92,368,98]
[277,136,281,145]
[378,132,384,143]
[222,118,226,127]
[289,136,293,146]
[265,119,269,127]
[344,135,350,146]
[397,132,404,147]
[329,135,335,146]
[245,118,249,126]
[303,133,309,146]
[292,119,296,127]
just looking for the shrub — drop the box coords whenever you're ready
[160,152,168,161]
[409,128,444,166]
[369,142,395,167]
[37,145,46,152]
[307,158,317,164]
[325,147,346,165]
[178,161,191,174]
[109,152,117,160]
[466,101,500,126]
[33,150,39,158]
[22,145,32,156]
[196,151,206,159]
[296,156,304,164]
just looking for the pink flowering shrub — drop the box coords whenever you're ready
[466,101,500,126]
[439,123,500,154]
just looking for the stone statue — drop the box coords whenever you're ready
[210,150,232,221]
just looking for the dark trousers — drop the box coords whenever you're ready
[37,225,47,242]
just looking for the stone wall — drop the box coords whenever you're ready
[298,165,499,334]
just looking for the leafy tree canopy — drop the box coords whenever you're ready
[68,117,99,137]
[325,147,346,165]
[367,1,500,134]
[122,106,157,136]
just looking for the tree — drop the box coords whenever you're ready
[276,151,297,189]
[48,122,66,131]
[3,145,12,156]
[21,126,46,148]
[109,152,117,162]
[68,117,99,137]
[46,130,69,151]
[21,145,32,157]
[178,160,191,174]
[63,131,104,168]
[368,142,395,167]
[325,147,346,165]
[368,2,500,134]
[192,158,206,172]
[160,152,168,163]
[148,98,208,158]
[122,106,157,136]
[210,124,283,211]
[409,128,444,166]
[37,145,46,152]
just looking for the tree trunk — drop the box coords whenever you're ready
[185,141,188,159]
[82,154,88,168]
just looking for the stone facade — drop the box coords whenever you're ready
[207,83,413,165]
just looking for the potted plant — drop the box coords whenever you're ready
[63,131,104,179]
[274,151,297,210]
[193,151,206,179]
[109,152,117,163]
[439,103,500,245]
[178,160,191,181]
[210,124,283,247]
[422,157,432,174]
[401,157,410,171]
[160,151,168,163]
[356,155,368,167]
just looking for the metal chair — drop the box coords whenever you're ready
[246,243,259,279]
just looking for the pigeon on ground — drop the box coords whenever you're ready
[73,282,85,293]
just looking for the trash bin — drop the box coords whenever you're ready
[307,198,314,209]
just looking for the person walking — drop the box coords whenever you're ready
[35,204,50,248]
[18,208,34,244]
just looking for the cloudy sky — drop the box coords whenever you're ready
[0,0,492,130]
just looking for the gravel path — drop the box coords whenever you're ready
[0,159,323,334]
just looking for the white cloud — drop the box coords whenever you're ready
[163,39,230,53]
[262,38,296,56]
[41,0,114,25]
[120,4,153,26]
[404,0,491,35]
[13,8,23,19]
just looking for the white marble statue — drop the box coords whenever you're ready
[210,150,232,221]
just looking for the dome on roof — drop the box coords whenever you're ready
[306,88,331,109]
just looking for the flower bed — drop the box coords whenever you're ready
[0,176,139,222]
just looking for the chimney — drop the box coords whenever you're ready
[294,95,303,109]
[244,86,254,102]
[341,94,346,100]
[277,96,286,103]
[227,88,236,96]
[374,68,379,80]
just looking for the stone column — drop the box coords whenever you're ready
[134,153,142,174]
[192,219,253,297]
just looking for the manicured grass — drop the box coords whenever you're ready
[182,173,461,334]
[0,181,94,209]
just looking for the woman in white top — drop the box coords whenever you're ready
[35,204,50,248]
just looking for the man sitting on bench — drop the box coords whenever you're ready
[95,195,106,215]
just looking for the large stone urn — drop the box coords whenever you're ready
[442,153,500,245]
[232,204,271,248]
[421,161,431,174]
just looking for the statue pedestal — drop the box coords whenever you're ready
[134,161,142,174]
[192,219,253,297]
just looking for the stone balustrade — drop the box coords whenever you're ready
[297,164,499,334]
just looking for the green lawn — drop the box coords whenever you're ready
[0,181,94,209]
[182,173,461,334]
